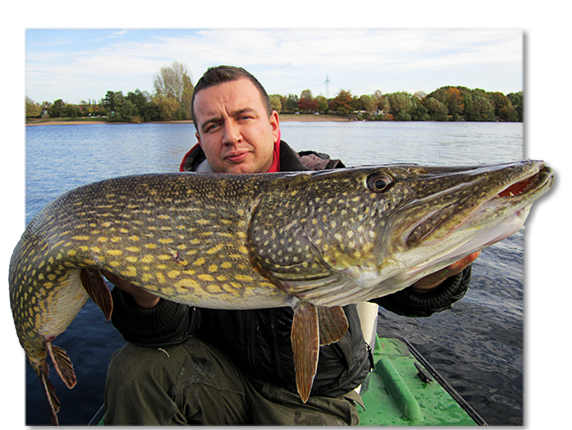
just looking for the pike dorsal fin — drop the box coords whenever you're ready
[80,268,113,320]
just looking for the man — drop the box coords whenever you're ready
[102,66,478,425]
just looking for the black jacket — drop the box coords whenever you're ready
[111,141,471,397]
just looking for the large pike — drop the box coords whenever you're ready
[10,160,553,424]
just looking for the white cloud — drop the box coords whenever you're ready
[25,29,523,103]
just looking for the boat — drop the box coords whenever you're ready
[89,302,486,426]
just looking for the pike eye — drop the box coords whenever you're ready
[367,173,393,192]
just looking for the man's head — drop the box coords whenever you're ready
[191,66,272,125]
[192,66,280,174]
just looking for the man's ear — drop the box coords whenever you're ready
[195,131,203,148]
[270,110,280,142]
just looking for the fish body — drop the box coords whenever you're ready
[9,160,553,424]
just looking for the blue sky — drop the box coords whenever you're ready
[25,29,523,105]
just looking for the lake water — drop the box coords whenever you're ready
[23,121,524,425]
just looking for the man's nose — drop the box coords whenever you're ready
[222,121,241,145]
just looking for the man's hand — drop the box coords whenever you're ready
[101,270,161,309]
[409,251,481,294]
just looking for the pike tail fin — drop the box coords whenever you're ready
[80,268,113,320]
[291,304,348,403]
[37,359,61,426]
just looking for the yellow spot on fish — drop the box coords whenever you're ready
[44,282,53,289]
[158,255,172,260]
[107,250,123,256]
[193,257,205,266]
[121,266,137,277]
[141,273,153,282]
[67,250,77,256]
[111,237,121,243]
[196,219,209,225]
[175,279,199,289]
[145,243,157,249]
[207,284,223,293]
[129,235,139,241]
[208,265,218,272]
[207,244,224,254]
[235,274,254,282]
[126,246,140,253]
[158,215,170,220]
[156,273,166,284]
[167,270,180,279]
[159,238,173,244]
[198,274,215,281]
[216,275,227,281]
[141,255,154,263]
[126,256,138,263]
[239,246,249,255]
[221,262,233,269]
[144,285,159,292]
[109,261,121,267]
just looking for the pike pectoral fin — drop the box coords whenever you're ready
[317,306,348,346]
[291,301,319,403]
[80,268,113,320]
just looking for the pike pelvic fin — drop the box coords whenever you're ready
[291,304,349,402]
[45,340,77,390]
[291,301,319,403]
[317,306,348,346]
[80,268,113,321]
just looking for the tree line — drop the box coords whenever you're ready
[25,61,523,123]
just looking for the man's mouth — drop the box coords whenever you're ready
[225,150,250,164]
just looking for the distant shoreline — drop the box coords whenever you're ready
[25,114,351,126]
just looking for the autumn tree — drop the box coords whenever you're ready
[330,90,354,114]
[425,97,448,121]
[314,95,328,113]
[298,89,318,112]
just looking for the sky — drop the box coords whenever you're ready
[25,28,523,105]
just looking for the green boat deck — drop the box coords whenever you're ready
[357,336,485,426]
[92,336,486,426]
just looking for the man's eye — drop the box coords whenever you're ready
[206,123,219,132]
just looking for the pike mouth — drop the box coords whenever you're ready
[404,164,553,247]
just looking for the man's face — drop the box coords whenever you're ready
[194,78,280,174]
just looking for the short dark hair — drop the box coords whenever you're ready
[191,65,273,129]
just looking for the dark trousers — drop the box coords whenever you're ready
[103,337,360,425]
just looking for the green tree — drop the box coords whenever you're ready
[507,91,523,121]
[425,97,448,121]
[463,93,475,121]
[387,92,413,120]
[50,99,65,118]
[152,94,180,121]
[269,94,282,113]
[25,96,41,118]
[314,95,328,113]
[473,96,495,121]
[359,94,376,113]
[285,94,299,112]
